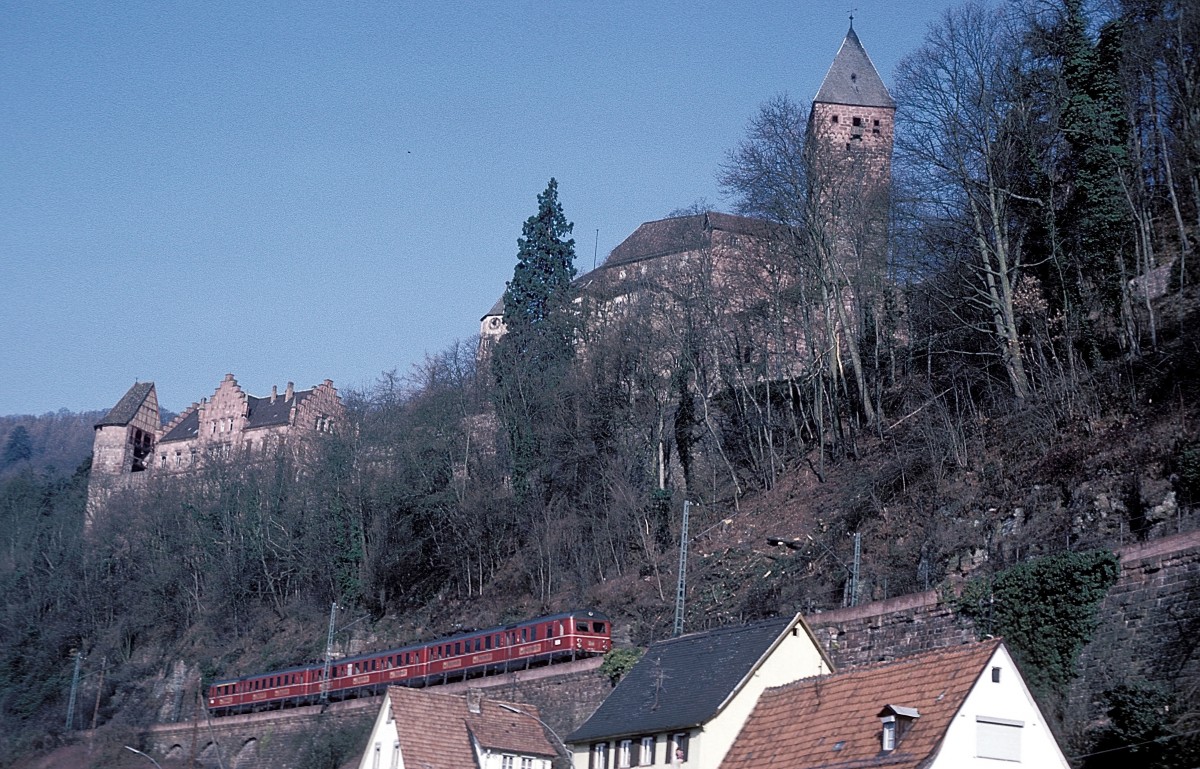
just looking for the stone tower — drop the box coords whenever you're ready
[85,381,159,528]
[808,23,895,286]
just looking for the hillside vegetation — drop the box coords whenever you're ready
[2,0,1198,766]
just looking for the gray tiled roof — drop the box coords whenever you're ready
[95,382,155,428]
[566,616,795,743]
[159,408,199,443]
[813,27,895,109]
[245,390,311,429]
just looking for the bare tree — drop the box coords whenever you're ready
[893,2,1038,402]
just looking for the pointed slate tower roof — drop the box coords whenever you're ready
[814,26,895,109]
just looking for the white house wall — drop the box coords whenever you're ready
[930,646,1069,768]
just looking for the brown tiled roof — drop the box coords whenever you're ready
[814,27,895,109]
[385,688,557,769]
[95,382,155,428]
[721,640,1001,769]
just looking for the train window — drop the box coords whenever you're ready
[455,642,462,656]
[594,622,606,633]
[531,626,538,641]
[578,622,590,632]
[485,635,492,650]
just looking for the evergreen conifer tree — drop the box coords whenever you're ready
[491,179,578,499]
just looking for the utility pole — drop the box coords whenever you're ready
[673,500,693,637]
[65,651,82,731]
[849,532,862,607]
[320,601,338,704]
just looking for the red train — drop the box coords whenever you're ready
[207,609,611,715]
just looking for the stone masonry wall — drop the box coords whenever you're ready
[1068,530,1200,727]
[804,587,979,669]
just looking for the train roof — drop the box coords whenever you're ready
[209,608,608,686]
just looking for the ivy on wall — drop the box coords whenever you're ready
[951,549,1120,698]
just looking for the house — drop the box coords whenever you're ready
[720,639,1069,769]
[565,614,833,769]
[359,687,560,769]
[85,373,344,527]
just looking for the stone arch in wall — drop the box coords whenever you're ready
[165,744,184,759]
[233,737,258,768]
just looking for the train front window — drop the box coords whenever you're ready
[578,622,590,632]
[594,622,606,633]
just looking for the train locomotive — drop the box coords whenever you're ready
[207,609,611,716]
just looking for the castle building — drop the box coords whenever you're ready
[85,374,344,527]
[481,24,895,359]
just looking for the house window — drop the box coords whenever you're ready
[591,743,608,769]
[372,743,380,769]
[391,742,400,769]
[992,666,1002,683]
[618,740,633,768]
[502,755,514,769]
[977,717,1022,761]
[671,734,688,764]
[639,736,655,766]
[521,758,533,769]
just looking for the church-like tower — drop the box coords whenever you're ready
[808,23,896,290]
[810,23,896,185]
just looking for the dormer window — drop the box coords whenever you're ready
[878,705,920,752]
[882,718,897,750]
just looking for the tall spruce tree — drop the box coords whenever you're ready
[492,178,578,499]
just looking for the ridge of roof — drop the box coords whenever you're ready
[813,26,895,109]
[722,640,1002,769]
[95,382,156,428]
[385,687,557,769]
[567,616,797,743]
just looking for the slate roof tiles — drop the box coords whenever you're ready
[95,382,155,428]
[813,27,895,109]
[567,616,798,743]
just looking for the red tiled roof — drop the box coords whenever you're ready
[385,688,557,769]
[721,640,1002,769]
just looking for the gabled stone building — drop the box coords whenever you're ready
[85,374,344,527]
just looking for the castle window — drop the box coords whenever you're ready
[831,114,838,124]
[852,116,862,127]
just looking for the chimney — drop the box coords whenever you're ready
[467,689,483,714]
[271,385,277,404]
[285,382,294,401]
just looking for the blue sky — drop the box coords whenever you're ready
[1,0,954,416]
